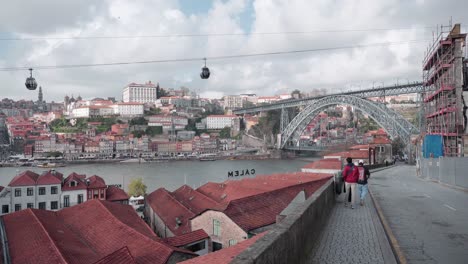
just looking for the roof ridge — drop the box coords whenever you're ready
[182,186,221,207]
[96,200,156,238]
[27,209,68,263]
[94,200,188,262]
[151,188,196,216]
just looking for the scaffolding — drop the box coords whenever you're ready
[422,23,467,157]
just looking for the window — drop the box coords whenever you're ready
[88,190,92,199]
[228,239,237,247]
[14,188,21,197]
[39,187,46,195]
[64,195,70,207]
[38,202,46,210]
[51,201,58,210]
[186,241,206,252]
[27,203,34,209]
[2,205,9,214]
[27,187,33,196]
[377,146,385,153]
[14,204,21,212]
[212,242,223,252]
[70,181,76,187]
[78,194,84,204]
[213,219,221,236]
[51,186,58,195]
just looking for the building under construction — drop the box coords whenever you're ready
[422,23,468,157]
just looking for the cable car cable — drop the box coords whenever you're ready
[0,26,439,41]
[0,39,429,72]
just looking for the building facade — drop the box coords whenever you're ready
[123,82,158,103]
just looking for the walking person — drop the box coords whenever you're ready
[357,160,371,206]
[342,157,359,209]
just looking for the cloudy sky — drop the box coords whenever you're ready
[0,0,467,102]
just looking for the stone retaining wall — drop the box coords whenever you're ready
[231,178,335,264]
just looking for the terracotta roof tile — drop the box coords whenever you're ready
[164,229,209,247]
[172,185,222,214]
[92,247,136,264]
[8,170,39,187]
[302,159,342,170]
[146,188,196,236]
[62,173,88,191]
[87,175,107,188]
[106,186,129,202]
[223,178,330,231]
[37,170,63,185]
[179,232,268,264]
[3,200,195,264]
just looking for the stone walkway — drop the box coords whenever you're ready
[307,191,396,264]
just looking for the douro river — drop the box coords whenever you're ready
[0,159,313,192]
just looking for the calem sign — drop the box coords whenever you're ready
[228,169,256,178]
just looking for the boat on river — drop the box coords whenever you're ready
[37,163,65,168]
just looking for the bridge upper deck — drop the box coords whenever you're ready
[234,82,429,114]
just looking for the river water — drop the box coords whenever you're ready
[0,159,315,192]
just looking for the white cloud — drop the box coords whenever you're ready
[0,0,467,101]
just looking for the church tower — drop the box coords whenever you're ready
[38,86,43,103]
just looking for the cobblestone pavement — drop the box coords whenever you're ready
[307,191,396,264]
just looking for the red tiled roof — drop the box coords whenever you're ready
[8,170,39,187]
[6,199,194,264]
[197,172,331,205]
[172,185,222,214]
[93,247,136,264]
[164,229,209,247]
[146,188,196,236]
[223,178,330,231]
[62,172,88,191]
[147,173,332,236]
[302,159,342,170]
[106,186,129,202]
[3,209,96,264]
[0,186,4,192]
[180,232,268,264]
[87,175,107,188]
[37,170,63,185]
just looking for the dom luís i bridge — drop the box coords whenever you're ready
[233,82,430,151]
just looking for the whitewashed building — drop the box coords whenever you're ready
[117,102,144,117]
[123,82,158,104]
[206,115,239,130]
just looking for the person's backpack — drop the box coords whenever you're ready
[357,166,366,183]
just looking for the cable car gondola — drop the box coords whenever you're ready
[200,58,210,79]
[25,68,38,90]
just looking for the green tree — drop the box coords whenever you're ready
[130,117,148,126]
[392,137,405,156]
[219,127,231,138]
[145,126,163,136]
[127,178,147,197]
[145,107,161,116]
[132,130,145,138]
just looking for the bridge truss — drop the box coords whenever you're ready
[280,95,419,149]
[234,82,431,114]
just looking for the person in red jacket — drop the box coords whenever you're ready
[342,157,359,209]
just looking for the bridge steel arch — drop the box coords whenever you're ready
[280,95,419,149]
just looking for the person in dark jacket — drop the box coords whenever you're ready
[357,159,371,206]
[342,157,359,209]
